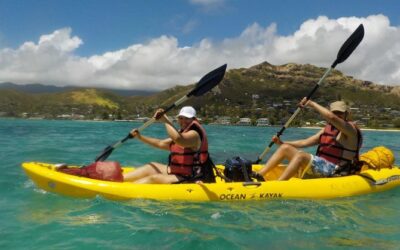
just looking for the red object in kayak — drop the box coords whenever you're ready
[58,161,123,182]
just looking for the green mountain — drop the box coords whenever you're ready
[1,61,399,127]
[0,82,155,96]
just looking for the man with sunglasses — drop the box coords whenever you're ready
[123,106,215,184]
[258,99,363,180]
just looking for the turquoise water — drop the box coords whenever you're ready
[1,118,399,249]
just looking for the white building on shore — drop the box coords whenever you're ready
[256,118,270,126]
[237,117,252,126]
[215,116,231,125]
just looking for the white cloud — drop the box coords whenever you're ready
[189,0,225,7]
[189,0,226,12]
[38,28,82,52]
[182,20,198,34]
[0,14,399,90]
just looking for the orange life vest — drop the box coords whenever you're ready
[316,123,362,167]
[168,119,209,176]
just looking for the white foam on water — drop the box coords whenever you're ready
[211,212,222,219]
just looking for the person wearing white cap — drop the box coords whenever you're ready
[177,106,196,119]
[123,106,215,184]
[258,99,363,180]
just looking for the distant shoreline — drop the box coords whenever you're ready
[1,117,400,132]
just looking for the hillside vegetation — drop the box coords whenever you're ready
[1,61,399,128]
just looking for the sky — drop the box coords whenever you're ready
[0,0,399,90]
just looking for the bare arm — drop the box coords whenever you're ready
[130,129,172,151]
[276,129,322,148]
[306,100,356,137]
[164,122,200,148]
[154,109,200,149]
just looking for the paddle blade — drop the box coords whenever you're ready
[332,24,364,68]
[188,64,227,97]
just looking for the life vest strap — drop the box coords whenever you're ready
[169,162,196,167]
[170,150,208,156]
[317,151,353,162]
[317,143,358,153]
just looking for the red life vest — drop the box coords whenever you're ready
[168,119,209,176]
[316,122,362,166]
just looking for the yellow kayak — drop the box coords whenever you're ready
[21,162,400,201]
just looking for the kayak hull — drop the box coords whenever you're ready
[22,162,400,201]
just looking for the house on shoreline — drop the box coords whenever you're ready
[237,117,252,126]
[212,116,231,125]
[256,118,270,126]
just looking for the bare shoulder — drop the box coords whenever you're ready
[341,121,359,140]
[347,121,359,134]
[182,129,200,138]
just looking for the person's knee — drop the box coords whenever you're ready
[279,143,299,154]
[277,143,298,158]
[278,143,292,152]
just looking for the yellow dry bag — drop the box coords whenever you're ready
[360,146,395,170]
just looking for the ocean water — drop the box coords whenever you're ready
[1,118,399,249]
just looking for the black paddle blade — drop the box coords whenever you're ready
[332,24,364,68]
[188,64,227,97]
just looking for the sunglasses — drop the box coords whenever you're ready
[178,116,190,120]
[333,111,345,115]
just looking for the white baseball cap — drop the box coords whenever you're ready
[177,106,196,118]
